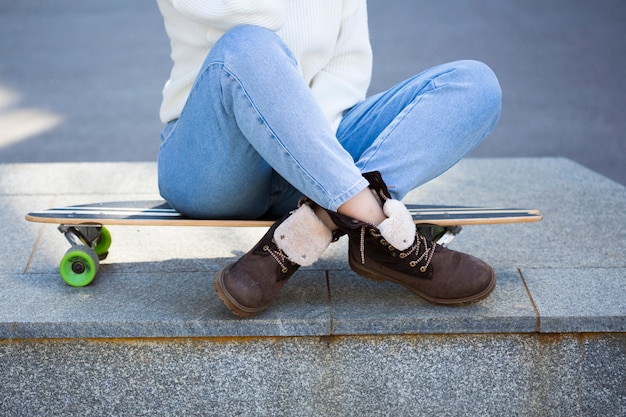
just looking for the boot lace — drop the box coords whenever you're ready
[360,225,436,273]
[262,239,296,281]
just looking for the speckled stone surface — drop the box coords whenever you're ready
[2,158,624,338]
[522,268,626,333]
[2,334,622,416]
[329,269,537,335]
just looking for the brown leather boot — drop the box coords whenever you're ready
[214,201,333,317]
[326,172,496,305]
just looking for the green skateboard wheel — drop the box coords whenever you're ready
[93,226,112,259]
[59,245,99,287]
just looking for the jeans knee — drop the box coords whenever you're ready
[218,25,277,46]
[210,25,296,69]
[456,60,502,118]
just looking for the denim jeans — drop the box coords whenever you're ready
[158,26,502,219]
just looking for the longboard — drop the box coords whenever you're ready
[26,200,542,287]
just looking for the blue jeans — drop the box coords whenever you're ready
[158,26,501,219]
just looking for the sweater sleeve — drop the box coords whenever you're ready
[309,0,372,133]
[170,0,285,31]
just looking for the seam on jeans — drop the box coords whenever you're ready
[159,61,225,155]
[358,67,456,171]
[220,64,339,206]
[159,120,178,147]
[176,60,227,123]
[358,90,426,171]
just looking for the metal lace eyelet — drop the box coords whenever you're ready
[420,266,427,273]
[281,267,288,273]
[409,261,417,267]
[399,253,407,259]
[263,245,270,251]
[380,239,387,246]
[388,245,395,251]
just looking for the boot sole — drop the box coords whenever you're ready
[349,258,496,305]
[213,268,268,318]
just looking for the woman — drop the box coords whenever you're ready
[156,0,502,317]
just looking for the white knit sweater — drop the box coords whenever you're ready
[156,0,373,132]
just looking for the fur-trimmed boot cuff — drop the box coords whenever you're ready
[273,203,333,266]
[377,199,416,251]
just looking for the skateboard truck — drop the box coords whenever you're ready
[417,225,463,247]
[58,224,109,260]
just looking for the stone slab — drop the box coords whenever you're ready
[0,337,279,416]
[0,333,596,417]
[522,268,626,333]
[581,335,626,416]
[0,270,330,339]
[329,269,537,335]
[0,195,52,274]
[276,334,583,417]
[1,158,624,339]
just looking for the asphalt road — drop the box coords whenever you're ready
[1,0,624,185]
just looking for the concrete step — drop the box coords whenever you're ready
[1,158,624,416]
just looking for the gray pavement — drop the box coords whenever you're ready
[0,0,625,185]
[2,158,625,337]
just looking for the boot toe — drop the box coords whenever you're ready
[214,265,275,317]
[429,249,496,304]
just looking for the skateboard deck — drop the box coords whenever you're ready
[26,200,541,227]
[26,200,542,287]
